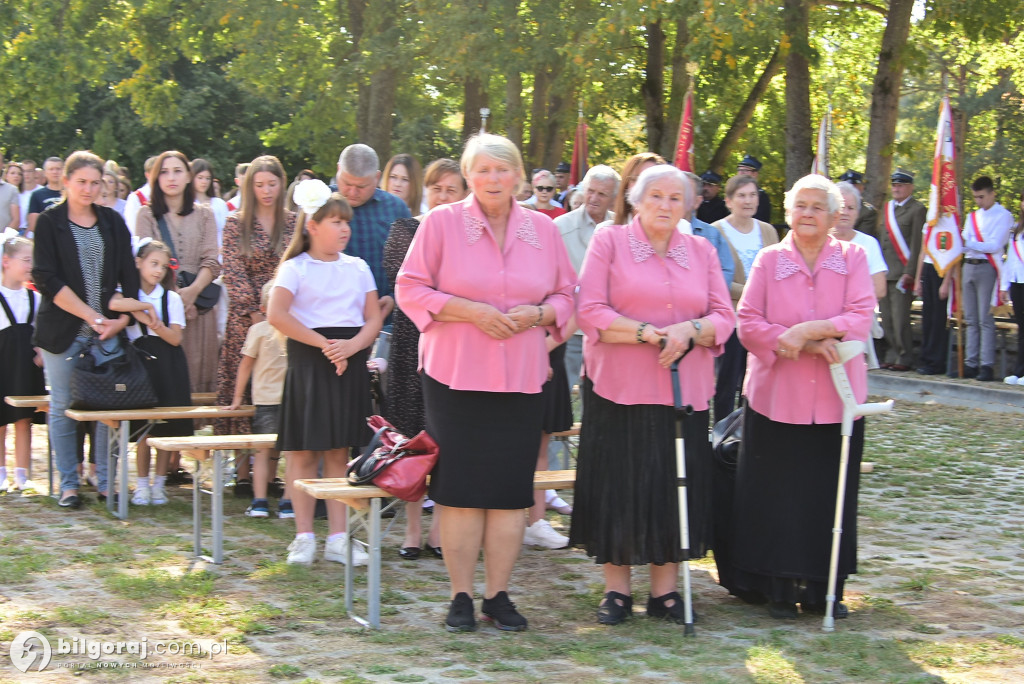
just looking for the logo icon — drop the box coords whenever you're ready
[10,631,52,673]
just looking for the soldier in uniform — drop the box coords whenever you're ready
[838,170,879,239]
[877,171,925,371]
[696,170,728,224]
[737,154,771,224]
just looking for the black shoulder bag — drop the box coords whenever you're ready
[156,215,221,311]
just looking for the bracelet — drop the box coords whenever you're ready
[531,305,544,328]
[636,322,650,344]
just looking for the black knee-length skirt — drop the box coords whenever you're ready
[277,327,373,452]
[542,343,573,434]
[730,406,864,605]
[422,373,544,510]
[569,378,712,566]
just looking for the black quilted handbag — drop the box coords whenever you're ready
[69,336,158,410]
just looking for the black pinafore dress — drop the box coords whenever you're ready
[131,289,193,438]
[0,289,46,425]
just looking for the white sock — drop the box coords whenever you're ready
[153,475,167,488]
[14,468,28,486]
[136,477,150,489]
[0,467,7,484]
[296,532,315,542]
[326,532,348,544]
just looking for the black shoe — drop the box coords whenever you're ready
[445,592,477,632]
[947,367,960,378]
[768,601,798,619]
[802,602,849,619]
[424,544,443,559]
[481,591,528,631]
[58,494,82,509]
[233,478,253,498]
[268,477,286,498]
[398,546,421,560]
[963,365,979,379]
[646,591,697,624]
[977,366,995,382]
[916,366,943,375]
[166,468,192,485]
[597,591,633,625]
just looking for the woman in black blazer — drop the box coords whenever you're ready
[32,151,140,509]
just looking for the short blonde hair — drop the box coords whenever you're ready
[460,133,524,182]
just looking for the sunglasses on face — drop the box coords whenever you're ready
[534,186,555,193]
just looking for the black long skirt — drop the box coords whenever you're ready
[0,321,46,425]
[277,327,372,452]
[541,343,573,434]
[730,406,864,605]
[131,336,193,438]
[569,378,712,566]
[422,373,544,510]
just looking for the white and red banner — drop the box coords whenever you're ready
[924,96,963,278]
[672,89,695,173]
[810,107,830,177]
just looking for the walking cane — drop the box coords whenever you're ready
[823,340,893,632]
[666,337,697,636]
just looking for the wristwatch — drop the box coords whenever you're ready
[691,319,702,333]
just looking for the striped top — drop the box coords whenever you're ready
[69,220,105,337]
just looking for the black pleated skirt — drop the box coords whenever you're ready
[541,343,573,434]
[131,336,193,439]
[422,373,544,510]
[569,378,712,566]
[730,406,864,605]
[0,323,46,425]
[277,327,373,452]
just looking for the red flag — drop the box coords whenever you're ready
[673,89,695,172]
[925,96,963,280]
[569,115,589,187]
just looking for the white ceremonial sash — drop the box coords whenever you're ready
[885,201,911,266]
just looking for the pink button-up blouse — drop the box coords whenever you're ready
[395,195,576,394]
[737,234,876,425]
[576,219,735,409]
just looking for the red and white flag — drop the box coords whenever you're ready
[569,109,589,187]
[672,89,695,173]
[810,107,830,177]
[924,96,962,279]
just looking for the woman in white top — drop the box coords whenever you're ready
[191,159,229,251]
[711,174,779,421]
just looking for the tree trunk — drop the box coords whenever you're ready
[642,19,666,154]
[365,66,397,159]
[526,70,550,168]
[707,47,783,174]
[462,75,489,140]
[661,16,691,159]
[783,0,813,189]
[541,89,571,169]
[505,71,524,149]
[862,0,915,227]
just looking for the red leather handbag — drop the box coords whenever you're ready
[346,416,439,502]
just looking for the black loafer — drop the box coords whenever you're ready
[647,591,698,624]
[424,544,443,559]
[597,591,633,625]
[58,494,82,509]
[481,591,528,631]
[768,601,798,619]
[398,546,421,560]
[445,592,477,632]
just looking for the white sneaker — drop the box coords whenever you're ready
[0,478,9,494]
[131,486,151,506]
[523,519,569,549]
[323,533,369,566]
[287,536,317,565]
[149,483,168,505]
[1005,375,1019,385]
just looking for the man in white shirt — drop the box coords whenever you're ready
[123,156,158,235]
[961,176,1013,381]
[554,164,619,392]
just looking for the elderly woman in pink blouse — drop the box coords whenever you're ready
[396,133,576,633]
[570,165,734,626]
[732,174,876,620]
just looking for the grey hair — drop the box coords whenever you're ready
[627,164,692,208]
[460,133,524,181]
[784,174,843,214]
[836,181,862,213]
[338,144,380,178]
[578,164,621,196]
[532,169,556,186]
[681,170,702,195]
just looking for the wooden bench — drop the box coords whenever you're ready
[65,406,255,520]
[294,470,578,629]
[148,434,276,564]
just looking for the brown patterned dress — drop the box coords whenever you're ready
[382,217,424,436]
[215,211,296,435]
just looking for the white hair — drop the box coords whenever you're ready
[460,133,524,181]
[836,181,862,213]
[578,164,621,196]
[338,144,380,178]
[627,164,692,208]
[784,174,843,214]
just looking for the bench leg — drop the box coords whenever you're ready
[192,455,203,559]
[118,420,129,520]
[106,424,117,516]
[368,496,381,629]
[212,450,224,564]
[344,505,354,618]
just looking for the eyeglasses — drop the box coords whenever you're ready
[534,186,555,193]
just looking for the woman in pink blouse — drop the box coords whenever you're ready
[733,174,876,620]
[570,165,734,626]
[396,134,576,633]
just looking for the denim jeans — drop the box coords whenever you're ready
[42,337,117,494]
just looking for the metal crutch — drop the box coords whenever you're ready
[823,340,893,632]
[668,338,697,636]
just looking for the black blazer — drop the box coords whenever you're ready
[31,202,140,353]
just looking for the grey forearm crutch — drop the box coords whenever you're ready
[824,340,893,631]
[668,337,697,636]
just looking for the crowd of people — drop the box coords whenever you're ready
[1,134,1022,633]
